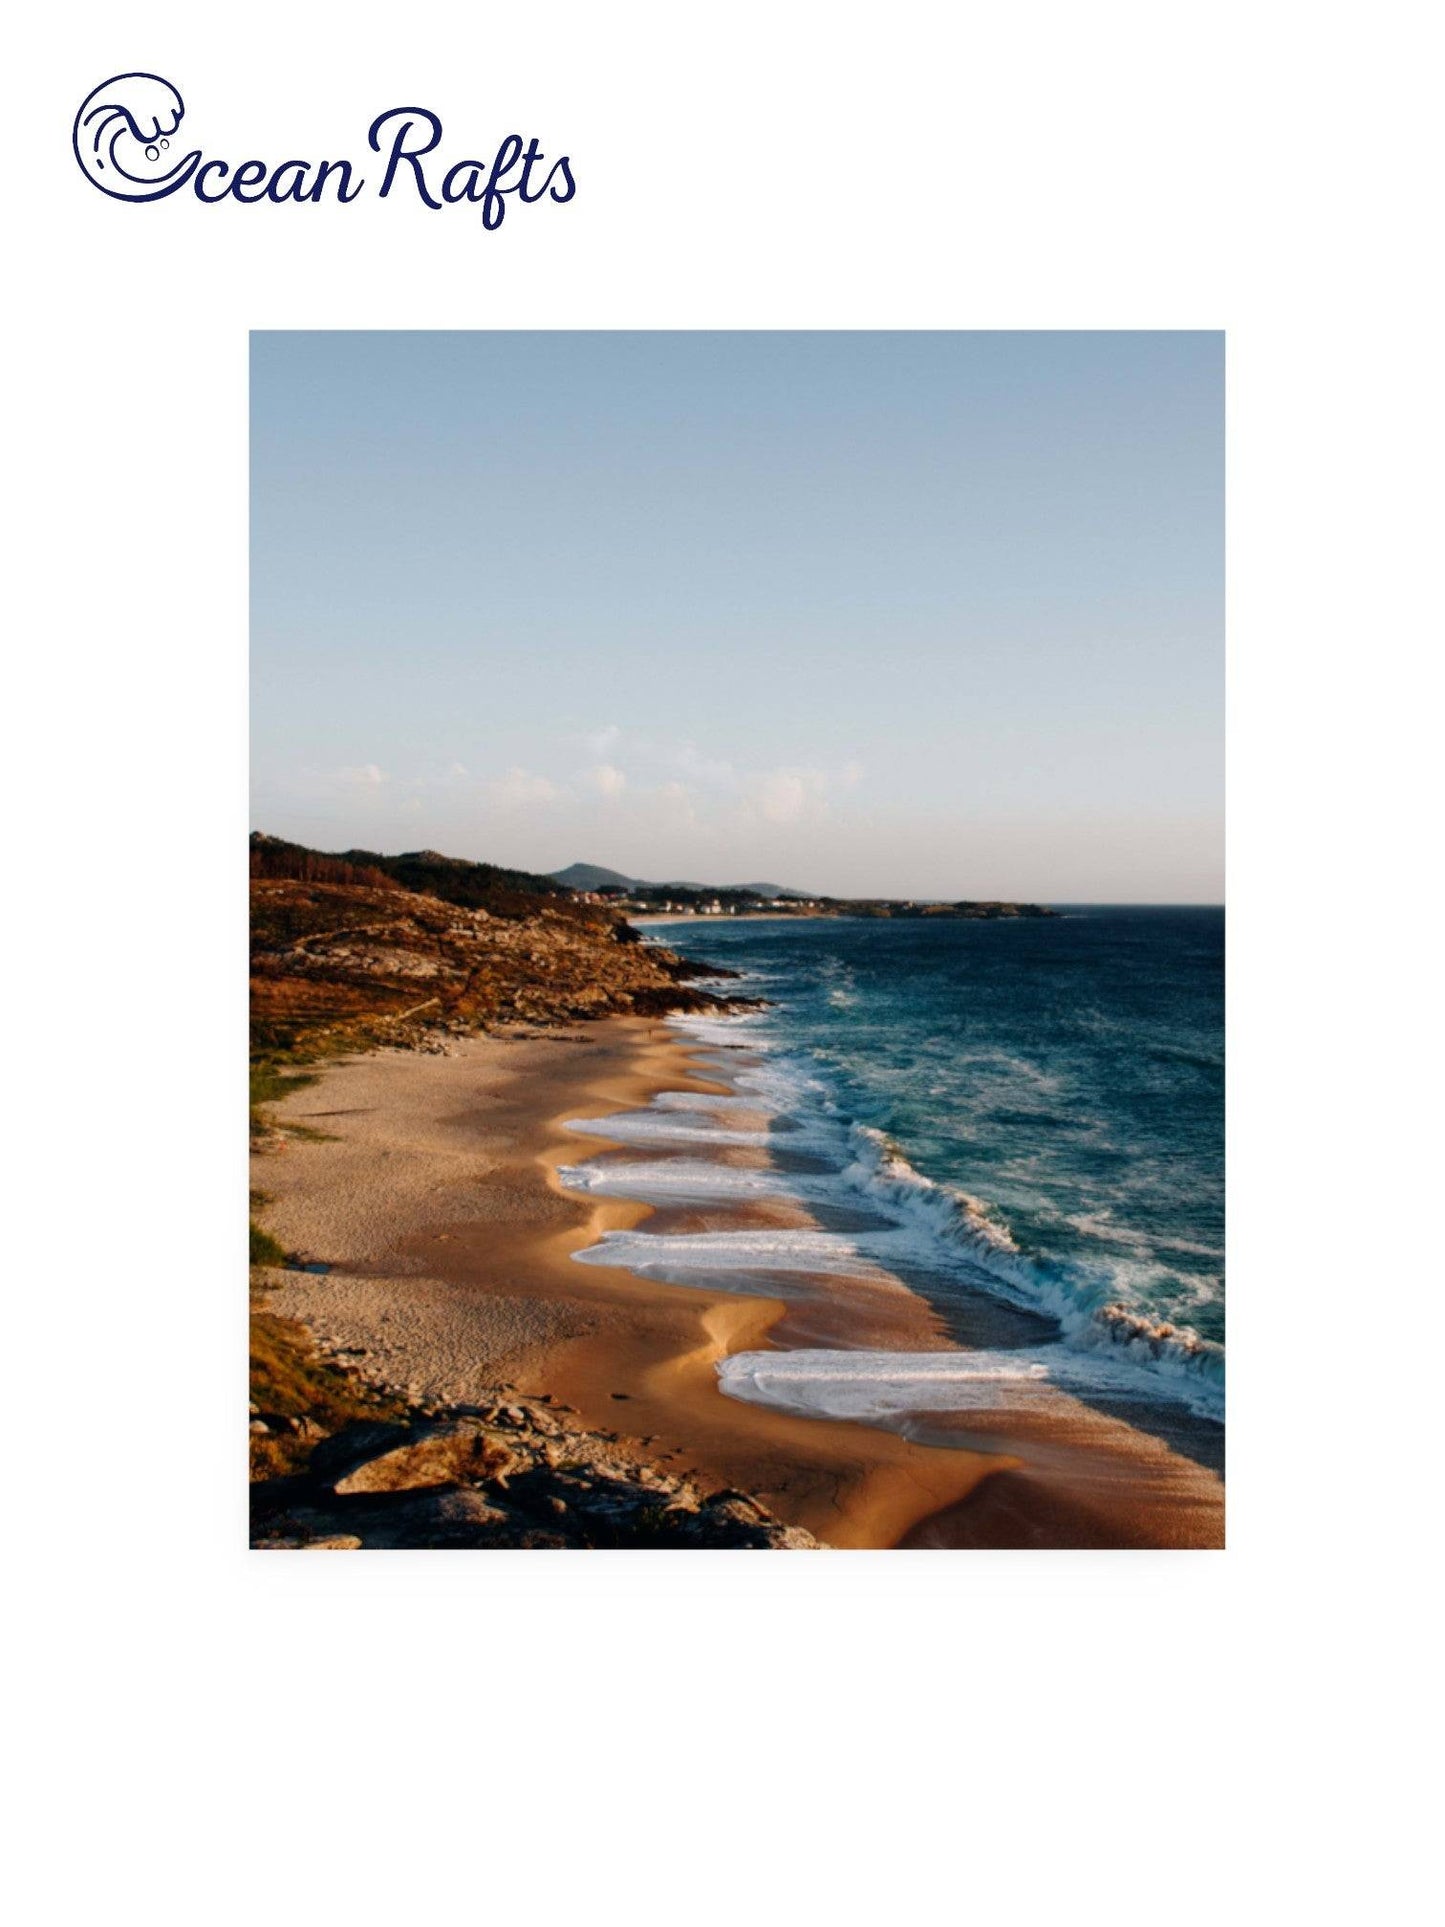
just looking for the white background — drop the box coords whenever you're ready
[8,3,1438,1920]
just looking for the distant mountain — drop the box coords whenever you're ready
[550,862,641,892]
[550,863,806,899]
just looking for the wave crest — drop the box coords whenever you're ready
[842,1125,1224,1416]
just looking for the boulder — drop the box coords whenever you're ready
[332,1420,519,1495]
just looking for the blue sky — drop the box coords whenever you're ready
[251,331,1222,900]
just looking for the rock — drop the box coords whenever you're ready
[249,1367,827,1548]
[307,1419,413,1484]
[262,1489,519,1550]
[768,1526,822,1550]
[394,1488,514,1536]
[365,1487,537,1547]
[709,1499,766,1528]
[332,1420,519,1495]
[707,1488,768,1523]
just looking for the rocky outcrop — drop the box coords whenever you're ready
[251,877,743,1054]
[251,1396,821,1550]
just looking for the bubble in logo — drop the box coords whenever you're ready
[73,74,200,200]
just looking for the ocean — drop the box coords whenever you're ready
[559,908,1224,1435]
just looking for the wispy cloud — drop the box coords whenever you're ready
[587,763,627,799]
[583,723,622,760]
[486,767,560,811]
[555,729,860,830]
[744,768,826,825]
[267,734,860,848]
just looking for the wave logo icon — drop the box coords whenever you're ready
[73,73,200,201]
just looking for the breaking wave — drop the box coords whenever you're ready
[840,1125,1225,1416]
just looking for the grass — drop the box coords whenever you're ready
[249,1219,289,1267]
[250,1059,320,1106]
[249,1059,319,1139]
[249,1306,408,1480]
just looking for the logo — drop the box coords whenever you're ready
[73,74,199,201]
[72,73,576,227]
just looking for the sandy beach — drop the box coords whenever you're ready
[255,1018,1012,1547]
[253,1014,1223,1548]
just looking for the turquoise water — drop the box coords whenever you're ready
[621,908,1224,1413]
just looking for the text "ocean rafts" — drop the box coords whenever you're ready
[73,74,576,228]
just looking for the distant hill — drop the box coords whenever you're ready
[252,840,1052,928]
[551,862,805,899]
[251,832,568,919]
[550,862,640,892]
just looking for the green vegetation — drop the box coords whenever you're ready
[249,1059,320,1140]
[249,1218,288,1267]
[249,1306,407,1480]
[250,1061,318,1109]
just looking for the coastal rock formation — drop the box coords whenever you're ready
[251,875,740,1054]
[252,1396,821,1550]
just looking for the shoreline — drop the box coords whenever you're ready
[254,1004,1223,1550]
[254,1016,1007,1547]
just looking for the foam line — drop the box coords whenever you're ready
[717,1345,1219,1421]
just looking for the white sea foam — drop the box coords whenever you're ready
[716,1345,1205,1421]
[562,1106,771,1151]
[838,1125,1225,1416]
[572,1225,899,1283]
[667,1007,772,1049]
[556,1157,799,1205]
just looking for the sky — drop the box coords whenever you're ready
[251,331,1222,901]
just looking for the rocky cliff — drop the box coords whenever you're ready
[251,875,738,1055]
